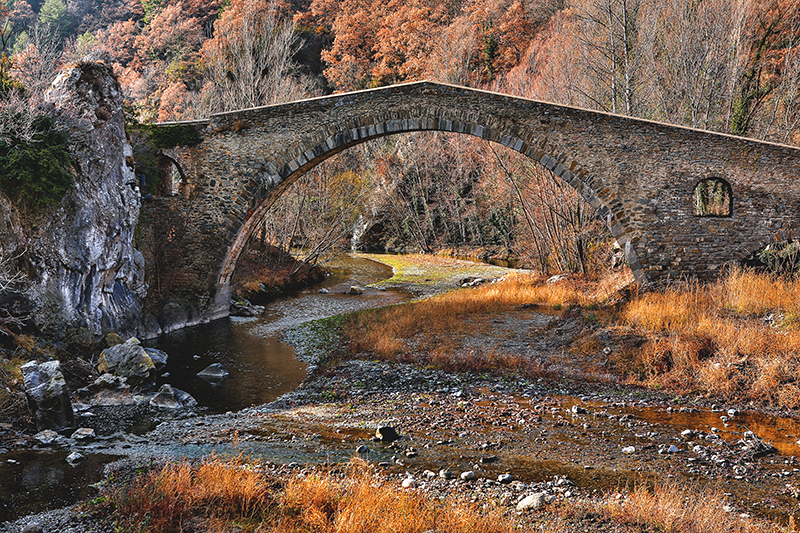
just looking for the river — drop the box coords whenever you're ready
[0,254,409,523]
[147,254,410,413]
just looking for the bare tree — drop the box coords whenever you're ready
[200,0,314,113]
[575,0,650,116]
[640,0,746,130]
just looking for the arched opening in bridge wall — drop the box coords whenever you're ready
[211,118,644,311]
[157,154,188,197]
[694,177,733,217]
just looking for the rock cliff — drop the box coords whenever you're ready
[27,61,145,335]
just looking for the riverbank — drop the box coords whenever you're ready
[4,258,800,532]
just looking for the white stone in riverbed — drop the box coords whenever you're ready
[71,428,95,440]
[460,470,476,481]
[401,477,416,488]
[497,473,514,484]
[516,492,547,512]
[622,446,636,454]
[66,452,85,466]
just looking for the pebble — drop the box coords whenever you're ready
[667,444,680,453]
[622,446,636,454]
[460,471,476,481]
[439,469,455,479]
[355,445,369,454]
[66,452,85,466]
[497,473,514,484]
[401,477,416,488]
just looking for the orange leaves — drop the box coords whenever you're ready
[318,0,540,90]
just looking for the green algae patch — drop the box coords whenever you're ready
[357,253,521,294]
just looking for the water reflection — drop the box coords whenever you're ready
[148,254,409,413]
[0,451,118,522]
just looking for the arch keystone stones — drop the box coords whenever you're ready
[150,81,800,321]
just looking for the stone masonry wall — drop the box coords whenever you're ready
[154,81,800,318]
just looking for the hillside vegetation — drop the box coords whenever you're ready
[2,0,799,274]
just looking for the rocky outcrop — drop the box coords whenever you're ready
[21,360,75,431]
[27,60,145,337]
[149,384,197,409]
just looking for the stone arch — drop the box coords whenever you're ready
[156,153,187,197]
[213,116,645,308]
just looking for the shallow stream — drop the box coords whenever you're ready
[0,254,409,523]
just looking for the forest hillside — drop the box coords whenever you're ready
[3,0,800,274]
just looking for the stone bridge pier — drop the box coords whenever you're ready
[147,81,800,323]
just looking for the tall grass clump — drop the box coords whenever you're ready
[100,458,516,533]
[106,454,275,533]
[600,483,781,533]
[622,267,800,407]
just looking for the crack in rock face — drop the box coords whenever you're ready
[27,60,146,336]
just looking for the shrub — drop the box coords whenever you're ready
[0,114,72,211]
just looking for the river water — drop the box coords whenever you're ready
[0,254,409,523]
[147,254,410,413]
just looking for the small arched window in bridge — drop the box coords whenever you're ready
[694,178,732,217]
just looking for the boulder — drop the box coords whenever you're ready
[149,384,197,409]
[197,363,229,385]
[136,313,163,340]
[230,300,265,317]
[21,360,75,431]
[76,373,136,406]
[97,337,155,388]
[33,429,61,445]
[516,492,548,512]
[348,286,364,295]
[71,427,95,440]
[66,452,85,466]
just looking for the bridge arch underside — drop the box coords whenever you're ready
[213,116,644,310]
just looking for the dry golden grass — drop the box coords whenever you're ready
[622,268,800,407]
[99,456,788,533]
[345,263,800,408]
[102,457,515,533]
[347,272,594,366]
[599,483,782,533]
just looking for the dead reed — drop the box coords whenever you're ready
[599,483,782,533]
[101,457,515,533]
[622,268,800,407]
[99,455,788,533]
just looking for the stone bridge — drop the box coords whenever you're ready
[148,81,800,323]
